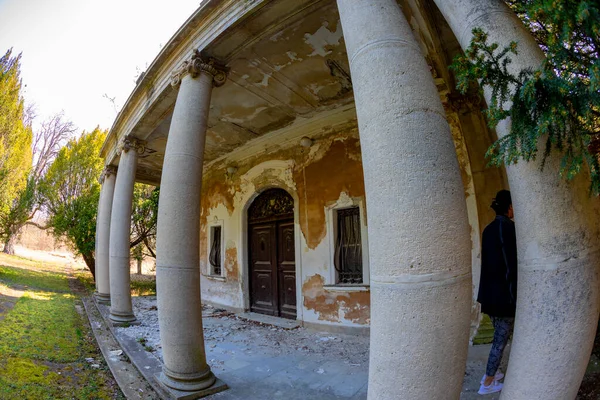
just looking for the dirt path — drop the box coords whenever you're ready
[0,283,24,321]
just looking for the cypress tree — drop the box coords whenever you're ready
[0,49,33,244]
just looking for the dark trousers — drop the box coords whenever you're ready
[486,316,514,377]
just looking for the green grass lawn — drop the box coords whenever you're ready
[75,271,156,297]
[0,256,124,400]
[130,277,156,297]
[473,313,494,345]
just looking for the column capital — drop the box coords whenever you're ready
[119,135,146,155]
[444,92,482,114]
[170,49,227,88]
[99,165,118,184]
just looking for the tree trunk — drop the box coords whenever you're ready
[137,258,143,275]
[82,252,96,280]
[2,233,17,255]
[3,223,28,255]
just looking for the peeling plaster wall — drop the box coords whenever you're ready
[303,274,369,325]
[195,106,495,331]
[198,125,372,328]
[183,0,506,332]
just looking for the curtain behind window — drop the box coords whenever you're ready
[334,207,362,284]
[209,226,222,275]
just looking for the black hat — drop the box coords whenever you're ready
[491,190,512,215]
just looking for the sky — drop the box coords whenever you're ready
[0,0,202,133]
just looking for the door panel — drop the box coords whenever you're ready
[278,221,296,319]
[247,189,297,320]
[249,224,277,315]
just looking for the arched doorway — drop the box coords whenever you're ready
[247,188,296,319]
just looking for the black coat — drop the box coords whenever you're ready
[477,215,518,318]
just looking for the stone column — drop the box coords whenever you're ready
[95,165,117,304]
[155,51,226,393]
[433,1,600,398]
[109,136,144,323]
[336,1,473,398]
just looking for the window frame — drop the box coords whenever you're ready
[207,220,225,278]
[326,195,370,287]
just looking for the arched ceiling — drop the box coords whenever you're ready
[105,0,466,185]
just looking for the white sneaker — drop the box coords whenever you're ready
[480,370,504,384]
[478,380,503,395]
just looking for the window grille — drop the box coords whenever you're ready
[209,226,222,275]
[334,207,363,284]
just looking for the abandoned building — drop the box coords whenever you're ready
[94,0,600,398]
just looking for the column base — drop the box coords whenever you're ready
[160,366,216,391]
[109,309,138,325]
[94,291,111,305]
[155,372,227,400]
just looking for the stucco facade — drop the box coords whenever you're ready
[199,127,371,328]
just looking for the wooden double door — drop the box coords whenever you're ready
[248,189,296,319]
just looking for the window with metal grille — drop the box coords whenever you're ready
[334,207,363,284]
[209,226,222,276]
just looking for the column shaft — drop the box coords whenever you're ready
[109,149,138,323]
[155,71,215,391]
[433,1,600,398]
[95,185,102,293]
[337,0,473,398]
[96,169,116,304]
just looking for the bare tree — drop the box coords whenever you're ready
[2,111,76,254]
[32,112,76,181]
[22,103,36,129]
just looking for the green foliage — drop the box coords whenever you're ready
[131,184,159,258]
[0,177,37,239]
[42,128,106,210]
[0,49,33,228]
[450,1,600,193]
[39,128,160,277]
[49,188,100,264]
[40,128,106,275]
[506,0,600,77]
[473,313,494,345]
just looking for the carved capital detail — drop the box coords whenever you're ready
[444,92,482,114]
[99,165,117,184]
[120,135,146,155]
[170,49,227,88]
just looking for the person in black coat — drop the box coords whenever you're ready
[477,190,518,395]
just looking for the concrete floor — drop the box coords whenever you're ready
[204,335,504,400]
[98,297,506,399]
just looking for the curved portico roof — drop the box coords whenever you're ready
[101,0,460,185]
[101,0,266,182]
